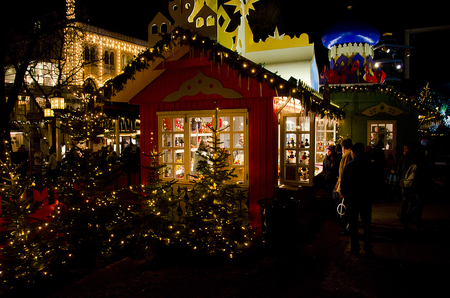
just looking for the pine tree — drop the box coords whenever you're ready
[0,151,70,293]
[129,151,184,257]
[46,103,140,272]
[180,109,251,258]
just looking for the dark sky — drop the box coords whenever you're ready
[79,1,449,94]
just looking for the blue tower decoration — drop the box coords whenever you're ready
[320,17,386,85]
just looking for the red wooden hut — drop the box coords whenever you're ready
[107,28,343,232]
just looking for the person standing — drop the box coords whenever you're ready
[398,142,430,228]
[47,147,58,179]
[335,138,353,195]
[323,145,338,217]
[15,144,29,178]
[396,144,413,227]
[340,142,375,257]
[334,138,353,234]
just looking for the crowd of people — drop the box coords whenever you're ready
[318,137,433,257]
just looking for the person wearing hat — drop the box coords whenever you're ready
[340,142,376,258]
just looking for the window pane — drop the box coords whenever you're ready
[175,165,185,178]
[234,167,244,181]
[233,133,244,148]
[286,133,296,148]
[317,120,325,130]
[190,117,212,133]
[299,150,310,168]
[299,134,310,148]
[386,124,393,132]
[174,118,184,132]
[386,141,393,150]
[163,165,172,178]
[162,118,172,132]
[174,134,184,148]
[162,149,172,163]
[299,167,309,182]
[286,117,297,131]
[285,166,296,180]
[190,117,201,133]
[316,131,325,142]
[162,134,172,147]
[220,133,230,148]
[219,116,230,131]
[299,116,310,131]
[326,132,334,142]
[175,150,184,163]
[233,150,244,165]
[233,116,244,131]
[286,150,296,164]
[326,121,334,130]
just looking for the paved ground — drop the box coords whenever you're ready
[39,163,449,298]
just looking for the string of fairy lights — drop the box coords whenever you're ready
[101,27,345,120]
[323,84,438,115]
[1,109,251,291]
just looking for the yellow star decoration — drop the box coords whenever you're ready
[225,0,259,16]
[268,27,285,40]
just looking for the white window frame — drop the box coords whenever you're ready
[315,117,337,169]
[367,120,396,156]
[280,113,315,186]
[157,109,248,186]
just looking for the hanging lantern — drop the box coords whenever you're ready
[44,108,54,117]
[50,96,65,110]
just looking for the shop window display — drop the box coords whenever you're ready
[281,115,314,185]
[158,110,248,184]
[369,122,394,150]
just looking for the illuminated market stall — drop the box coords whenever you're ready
[106,0,344,231]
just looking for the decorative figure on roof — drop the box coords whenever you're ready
[147,0,319,90]
[319,8,386,85]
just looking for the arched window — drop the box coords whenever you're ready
[206,15,215,27]
[84,46,90,61]
[104,50,109,64]
[121,54,126,68]
[161,23,167,33]
[151,24,158,34]
[90,47,96,61]
[196,17,204,28]
[110,52,114,65]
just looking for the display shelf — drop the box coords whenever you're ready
[280,114,314,186]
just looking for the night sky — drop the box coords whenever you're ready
[8,0,448,94]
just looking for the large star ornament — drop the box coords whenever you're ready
[225,0,259,16]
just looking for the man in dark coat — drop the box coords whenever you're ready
[340,142,375,257]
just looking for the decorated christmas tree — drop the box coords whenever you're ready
[44,100,139,271]
[179,109,251,258]
[0,151,70,293]
[129,151,184,257]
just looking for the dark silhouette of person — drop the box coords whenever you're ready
[398,142,430,229]
[340,142,375,257]
[323,145,339,217]
[372,140,387,197]
[14,145,29,178]
[121,147,133,185]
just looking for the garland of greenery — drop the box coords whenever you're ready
[321,84,438,115]
[99,27,345,120]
